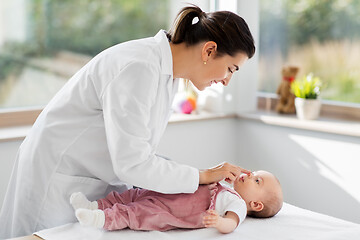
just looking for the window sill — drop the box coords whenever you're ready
[169,112,236,123]
[169,111,360,138]
[253,93,360,137]
[2,93,360,142]
[237,110,360,137]
[0,112,235,142]
[0,125,32,142]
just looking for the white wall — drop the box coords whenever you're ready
[159,118,360,224]
[163,118,360,224]
[0,140,22,208]
[158,118,238,169]
[236,119,360,224]
[1,118,360,224]
[0,118,237,210]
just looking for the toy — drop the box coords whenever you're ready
[173,82,198,114]
[173,92,197,114]
[276,66,299,113]
[175,95,196,114]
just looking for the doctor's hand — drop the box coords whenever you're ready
[199,162,251,185]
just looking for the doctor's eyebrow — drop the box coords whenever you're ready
[233,64,239,71]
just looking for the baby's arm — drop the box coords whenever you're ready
[202,210,239,234]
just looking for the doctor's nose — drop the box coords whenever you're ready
[222,75,232,86]
[222,79,229,86]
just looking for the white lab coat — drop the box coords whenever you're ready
[0,30,199,238]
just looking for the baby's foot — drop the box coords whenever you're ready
[76,209,105,228]
[70,192,98,210]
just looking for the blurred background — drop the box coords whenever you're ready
[0,0,359,109]
[0,0,169,108]
[259,0,360,103]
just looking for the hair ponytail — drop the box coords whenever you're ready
[167,5,255,59]
[169,6,202,44]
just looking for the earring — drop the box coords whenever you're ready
[203,61,207,65]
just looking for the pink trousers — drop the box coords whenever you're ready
[97,184,221,231]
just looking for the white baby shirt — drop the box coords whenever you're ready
[215,190,247,228]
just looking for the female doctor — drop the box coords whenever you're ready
[0,5,255,238]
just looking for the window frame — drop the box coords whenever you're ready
[0,0,359,128]
[0,108,42,128]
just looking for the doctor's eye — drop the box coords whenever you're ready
[255,179,260,184]
[228,67,233,74]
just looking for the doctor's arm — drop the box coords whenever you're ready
[101,61,199,194]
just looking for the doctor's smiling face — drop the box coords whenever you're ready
[167,7,255,91]
[189,41,249,91]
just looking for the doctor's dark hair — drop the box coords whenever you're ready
[167,5,255,59]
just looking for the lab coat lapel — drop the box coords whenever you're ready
[154,30,175,99]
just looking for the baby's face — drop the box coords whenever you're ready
[233,170,281,205]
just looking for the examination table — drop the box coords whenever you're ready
[11,203,360,240]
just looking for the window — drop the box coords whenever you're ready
[259,0,360,104]
[1,0,256,126]
[0,0,169,110]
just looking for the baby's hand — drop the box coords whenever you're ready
[202,210,220,228]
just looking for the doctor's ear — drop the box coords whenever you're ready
[249,201,264,212]
[201,41,217,61]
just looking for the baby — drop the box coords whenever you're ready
[70,170,283,234]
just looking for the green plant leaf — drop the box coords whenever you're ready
[291,73,322,99]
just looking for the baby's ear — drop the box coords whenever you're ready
[249,201,264,212]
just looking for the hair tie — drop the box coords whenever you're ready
[192,16,199,25]
[193,11,206,25]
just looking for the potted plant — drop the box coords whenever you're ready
[291,73,322,120]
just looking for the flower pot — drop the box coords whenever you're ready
[294,98,321,120]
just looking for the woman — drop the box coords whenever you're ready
[0,5,255,238]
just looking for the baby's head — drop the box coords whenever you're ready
[233,170,283,218]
